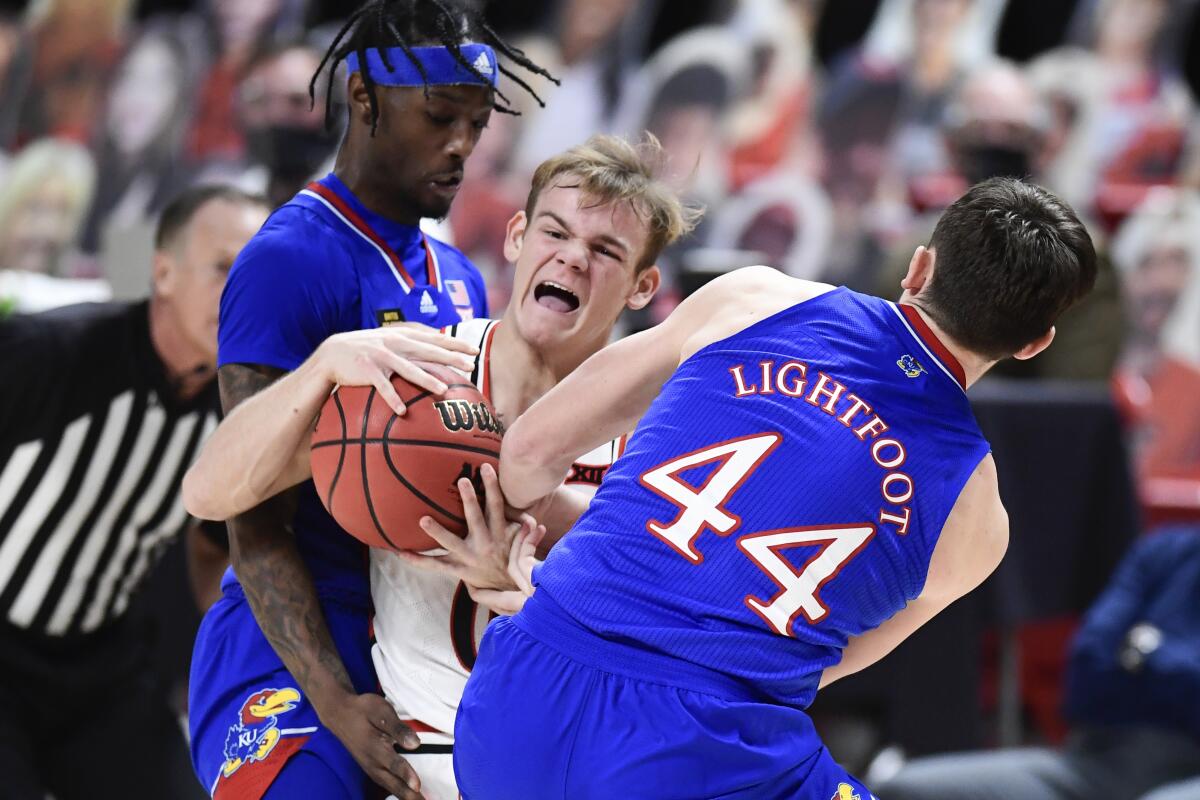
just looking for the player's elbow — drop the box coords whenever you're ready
[182,465,226,521]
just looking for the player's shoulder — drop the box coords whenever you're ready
[925,454,1008,600]
[684,267,834,324]
[227,204,355,288]
[674,267,837,359]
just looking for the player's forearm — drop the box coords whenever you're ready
[535,487,591,549]
[184,359,332,520]
[501,328,677,508]
[229,502,358,718]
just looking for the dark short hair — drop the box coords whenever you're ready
[923,177,1097,359]
[155,185,268,250]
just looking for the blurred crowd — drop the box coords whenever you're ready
[2,0,1200,795]
[5,0,1200,519]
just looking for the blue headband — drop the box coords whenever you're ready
[345,44,498,88]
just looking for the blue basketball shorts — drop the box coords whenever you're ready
[454,591,876,800]
[189,586,376,799]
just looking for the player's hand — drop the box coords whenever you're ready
[398,463,529,592]
[324,692,426,799]
[314,324,478,415]
[468,523,544,616]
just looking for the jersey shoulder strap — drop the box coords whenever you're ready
[442,318,499,395]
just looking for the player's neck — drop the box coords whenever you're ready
[333,157,421,227]
[147,296,215,400]
[900,300,994,389]
[489,323,584,422]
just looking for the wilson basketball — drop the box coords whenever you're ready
[310,364,503,551]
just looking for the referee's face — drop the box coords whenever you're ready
[156,198,269,364]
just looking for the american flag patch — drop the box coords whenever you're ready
[445,279,471,308]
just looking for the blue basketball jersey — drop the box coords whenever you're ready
[216,172,488,603]
[533,287,990,708]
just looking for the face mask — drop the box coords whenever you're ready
[245,124,339,179]
[957,143,1033,185]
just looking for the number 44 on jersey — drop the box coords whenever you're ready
[638,433,875,636]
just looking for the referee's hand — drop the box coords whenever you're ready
[326,692,426,799]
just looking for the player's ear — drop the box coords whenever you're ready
[347,72,375,126]
[503,210,528,263]
[1013,325,1055,361]
[626,264,661,311]
[900,245,935,295]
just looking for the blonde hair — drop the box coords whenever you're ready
[524,134,704,270]
[0,139,96,272]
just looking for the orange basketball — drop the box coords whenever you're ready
[310,364,502,551]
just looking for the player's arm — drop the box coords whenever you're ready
[182,325,478,521]
[186,521,229,612]
[499,268,774,508]
[819,455,1009,688]
[220,364,425,799]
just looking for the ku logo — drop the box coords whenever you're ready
[220,687,301,778]
[832,783,861,800]
[897,354,927,378]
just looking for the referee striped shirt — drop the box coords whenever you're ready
[0,301,218,639]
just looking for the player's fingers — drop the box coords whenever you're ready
[470,587,526,616]
[457,477,489,538]
[391,546,460,577]
[371,758,419,800]
[390,357,449,396]
[388,752,425,798]
[387,324,479,354]
[388,338,476,373]
[371,372,408,416]
[365,696,420,751]
[416,516,467,556]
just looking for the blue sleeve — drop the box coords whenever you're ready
[218,213,359,372]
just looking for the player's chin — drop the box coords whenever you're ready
[419,183,460,217]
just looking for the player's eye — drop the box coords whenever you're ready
[427,113,454,126]
[472,117,490,131]
[546,229,566,240]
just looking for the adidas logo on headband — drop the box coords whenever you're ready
[473,50,493,77]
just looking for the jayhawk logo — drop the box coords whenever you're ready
[831,783,861,800]
[897,354,927,378]
[220,687,301,778]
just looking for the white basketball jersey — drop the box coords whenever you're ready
[370,318,626,800]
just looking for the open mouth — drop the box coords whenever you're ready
[430,173,463,192]
[533,281,581,313]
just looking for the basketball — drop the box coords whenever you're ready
[310,364,503,551]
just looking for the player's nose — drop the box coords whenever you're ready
[555,238,590,272]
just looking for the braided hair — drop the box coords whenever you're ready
[311,0,558,134]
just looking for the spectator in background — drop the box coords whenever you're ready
[510,0,639,177]
[76,25,198,266]
[0,185,267,800]
[874,527,1200,800]
[874,61,1124,380]
[8,0,134,146]
[1030,0,1191,230]
[1111,190,1200,498]
[0,138,106,315]
[234,41,341,207]
[723,0,817,191]
[818,0,1000,283]
[185,0,309,166]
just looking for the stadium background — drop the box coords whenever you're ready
[2,0,1200,792]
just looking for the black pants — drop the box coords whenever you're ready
[0,619,206,800]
